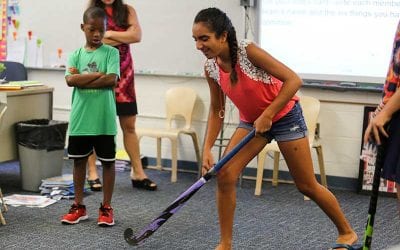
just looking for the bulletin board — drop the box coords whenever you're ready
[358,106,397,196]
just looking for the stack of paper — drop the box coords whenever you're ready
[96,151,131,172]
[115,160,131,172]
[40,174,89,200]
[3,194,57,208]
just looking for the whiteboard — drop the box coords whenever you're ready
[15,0,246,76]
[258,0,399,84]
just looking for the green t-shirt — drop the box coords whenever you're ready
[66,44,120,136]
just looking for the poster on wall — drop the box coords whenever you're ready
[0,0,7,60]
[358,106,397,196]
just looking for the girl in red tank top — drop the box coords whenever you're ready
[193,7,359,250]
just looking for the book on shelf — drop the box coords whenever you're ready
[0,80,43,90]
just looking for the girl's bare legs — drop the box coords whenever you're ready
[215,128,267,250]
[278,137,357,248]
[215,130,357,250]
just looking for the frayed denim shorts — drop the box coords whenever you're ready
[238,102,308,142]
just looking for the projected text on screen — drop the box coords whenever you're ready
[260,0,400,83]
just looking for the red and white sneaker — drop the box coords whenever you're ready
[97,203,114,227]
[61,203,88,225]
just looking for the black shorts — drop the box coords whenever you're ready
[67,135,116,162]
[116,102,138,116]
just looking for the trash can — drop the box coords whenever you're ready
[15,119,68,192]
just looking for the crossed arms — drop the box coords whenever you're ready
[65,67,118,89]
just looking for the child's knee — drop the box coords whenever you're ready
[74,157,88,167]
[217,174,237,192]
[295,181,318,196]
[297,185,311,196]
[102,161,114,168]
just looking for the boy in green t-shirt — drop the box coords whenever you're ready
[61,6,120,227]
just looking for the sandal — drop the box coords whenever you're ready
[329,243,363,250]
[87,178,102,192]
[131,178,157,191]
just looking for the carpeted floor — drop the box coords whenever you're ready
[0,160,400,250]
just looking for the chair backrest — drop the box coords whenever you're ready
[165,87,197,130]
[299,96,320,146]
[0,61,28,81]
[0,102,7,129]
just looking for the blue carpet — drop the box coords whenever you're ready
[0,160,399,249]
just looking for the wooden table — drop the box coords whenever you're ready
[0,86,53,162]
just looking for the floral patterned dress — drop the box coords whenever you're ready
[106,7,136,105]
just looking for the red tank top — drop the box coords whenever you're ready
[205,40,298,123]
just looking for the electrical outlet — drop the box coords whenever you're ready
[240,0,255,7]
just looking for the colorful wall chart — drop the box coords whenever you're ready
[0,0,7,60]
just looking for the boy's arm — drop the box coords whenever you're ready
[65,73,118,88]
[83,47,120,88]
[65,47,119,88]
[65,54,105,88]
[65,71,103,87]
[83,73,118,88]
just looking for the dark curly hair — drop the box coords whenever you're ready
[83,6,106,24]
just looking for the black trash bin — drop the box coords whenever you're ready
[15,119,68,192]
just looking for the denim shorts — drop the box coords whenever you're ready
[238,102,308,142]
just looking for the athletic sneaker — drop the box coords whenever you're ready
[61,203,88,225]
[97,203,114,227]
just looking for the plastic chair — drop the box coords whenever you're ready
[254,96,327,198]
[136,87,201,182]
[0,61,28,81]
[0,102,8,225]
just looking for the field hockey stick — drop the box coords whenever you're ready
[361,140,386,250]
[124,129,256,246]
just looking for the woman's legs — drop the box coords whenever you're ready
[87,153,100,180]
[86,152,102,191]
[216,128,267,250]
[278,137,357,246]
[119,115,153,182]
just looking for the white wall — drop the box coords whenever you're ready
[15,0,247,76]
[27,68,381,180]
[17,0,383,182]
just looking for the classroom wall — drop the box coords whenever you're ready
[14,0,251,75]
[17,0,383,187]
[28,68,382,184]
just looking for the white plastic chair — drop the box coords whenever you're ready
[136,87,201,182]
[0,102,8,225]
[255,96,327,198]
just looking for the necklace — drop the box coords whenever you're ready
[218,88,225,119]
